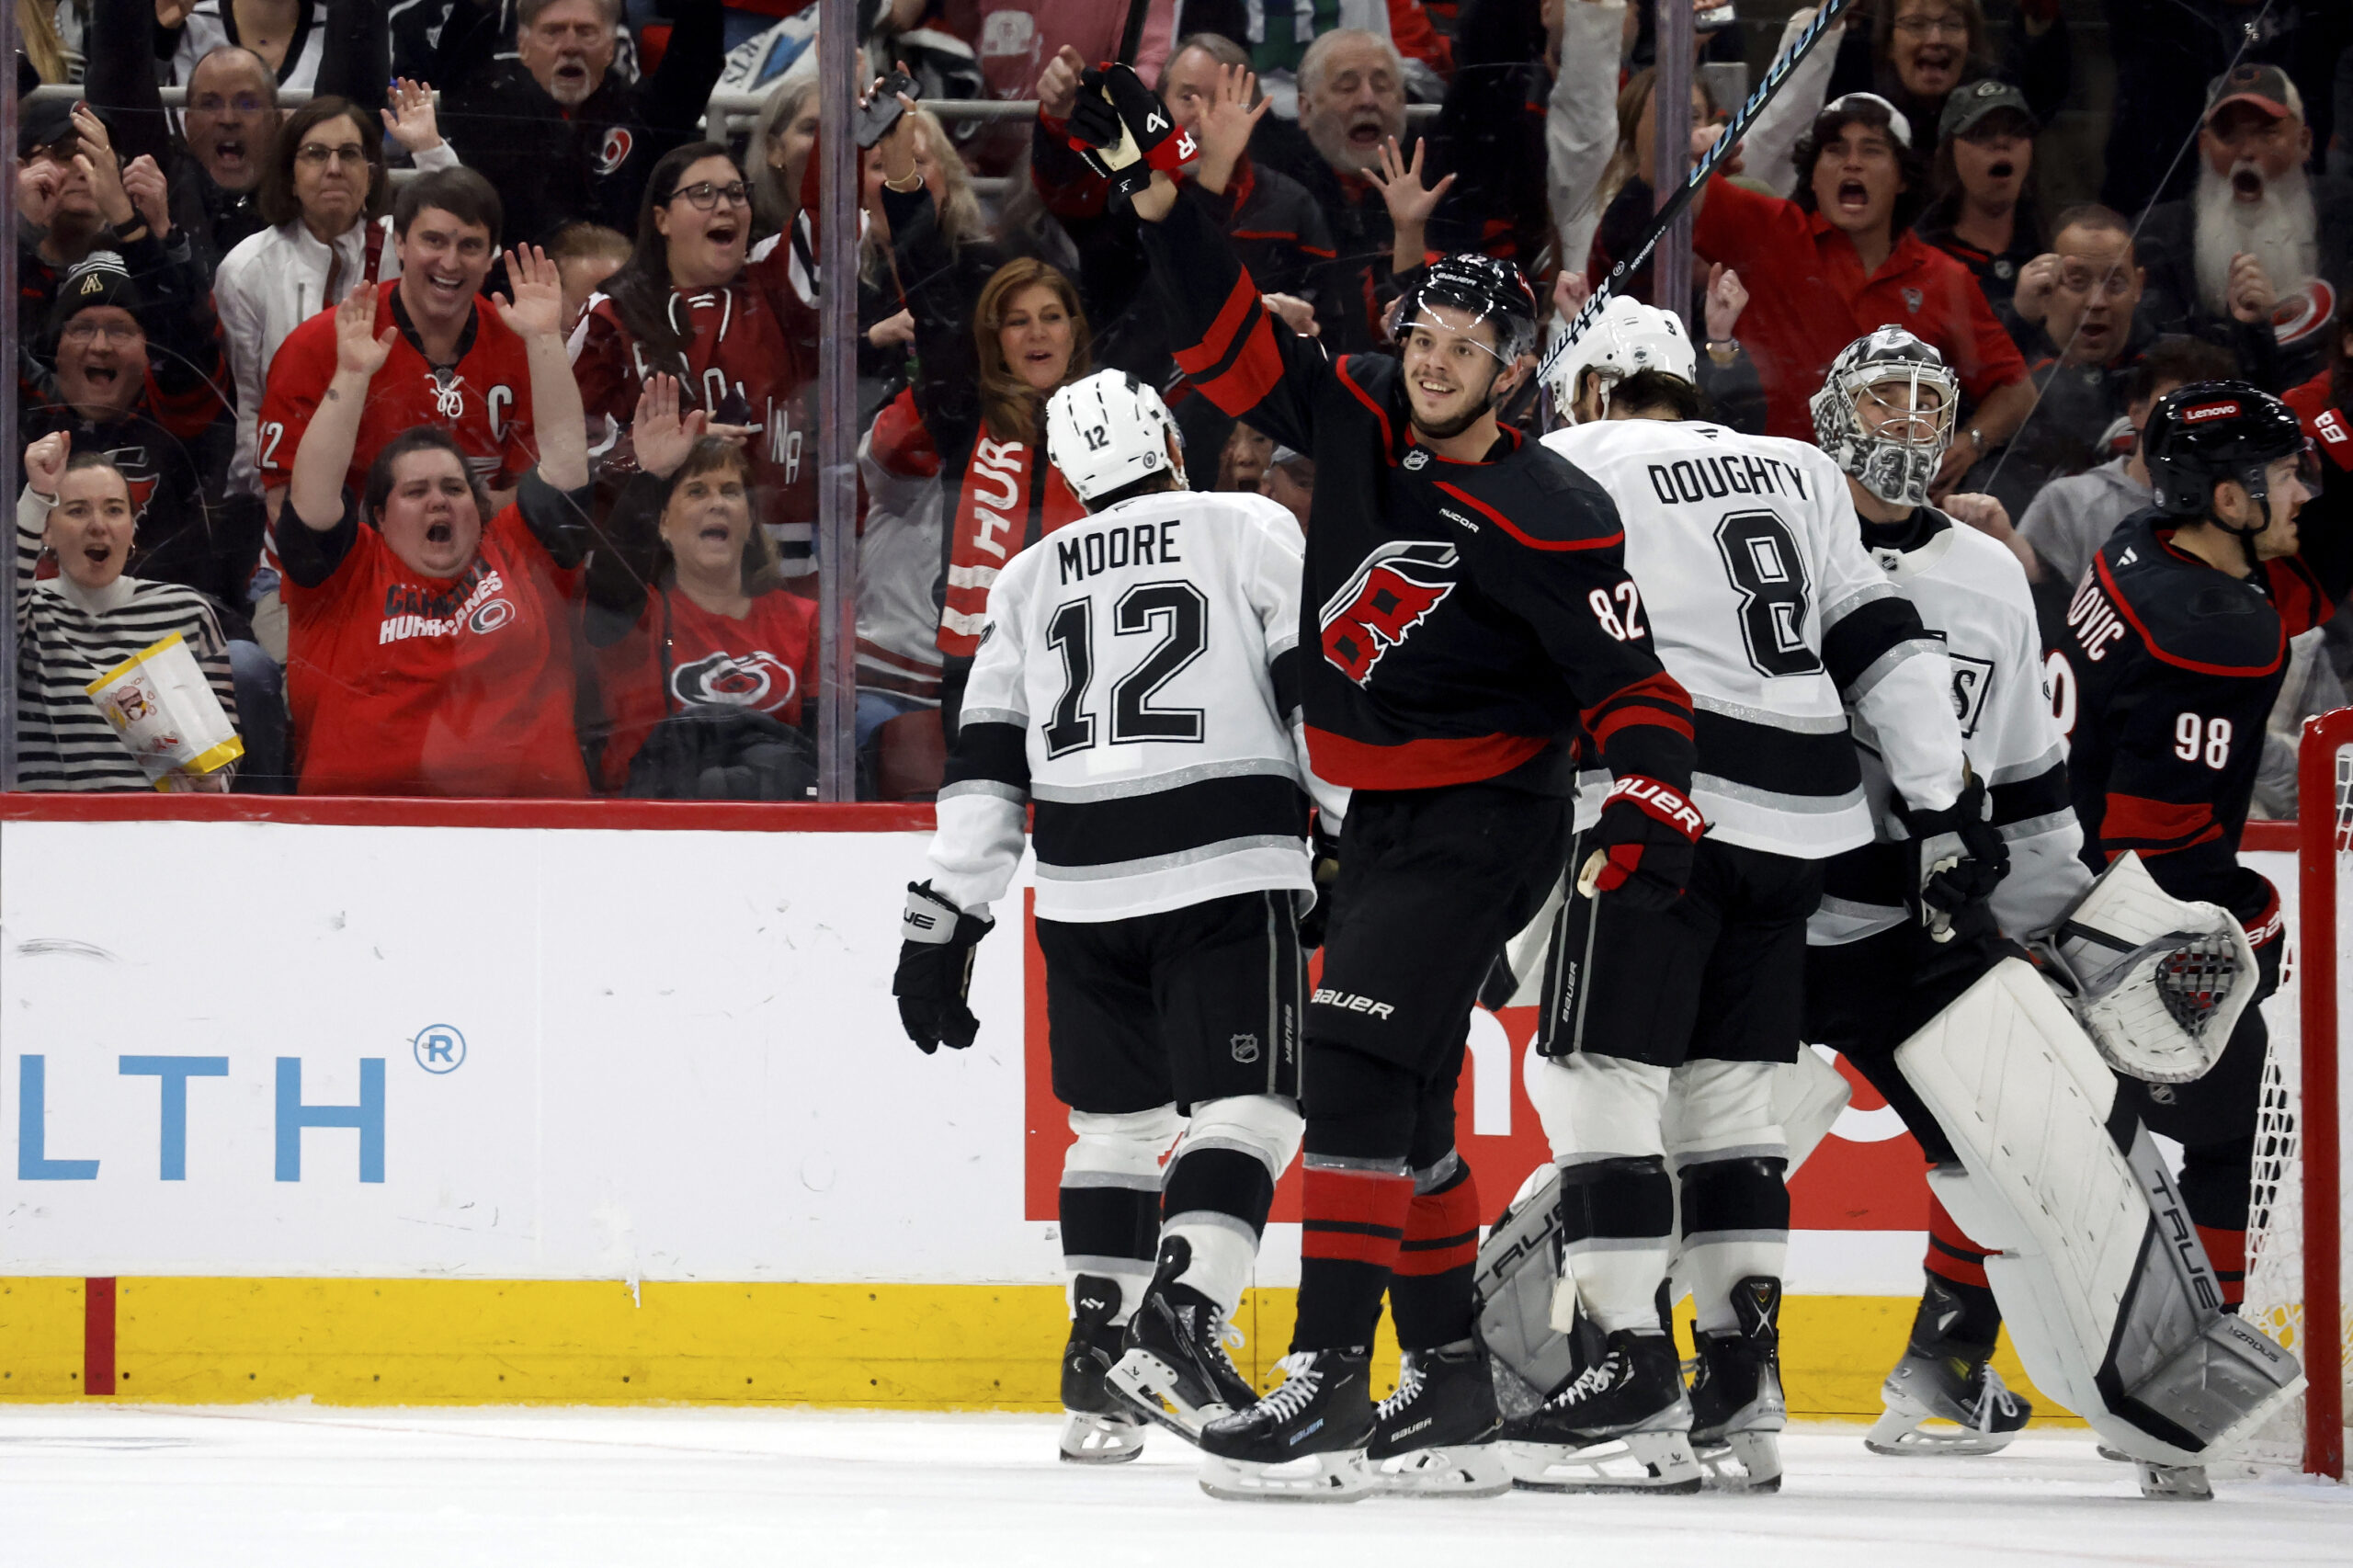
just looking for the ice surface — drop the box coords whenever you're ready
[2,1405,2347,1566]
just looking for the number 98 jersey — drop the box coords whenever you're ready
[924,489,1346,924]
[1542,419,1965,859]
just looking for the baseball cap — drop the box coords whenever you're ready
[1268,444,1311,470]
[1938,78,2038,143]
[1817,92,1914,151]
[2205,63,2303,125]
[18,97,103,159]
[50,252,144,338]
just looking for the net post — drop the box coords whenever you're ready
[2298,707,2347,1480]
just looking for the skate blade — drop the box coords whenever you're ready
[2136,1461,2213,1501]
[1695,1431,1782,1493]
[1199,1449,1370,1504]
[1360,1442,1513,1500]
[1106,1349,1228,1445]
[1504,1430,1703,1494]
[1861,1408,2017,1458]
[1058,1410,1146,1465]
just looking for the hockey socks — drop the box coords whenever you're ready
[1295,1156,1414,1349]
[1914,1191,2001,1353]
[1676,1153,1789,1338]
[1061,1107,1181,1324]
[1557,1155,1676,1335]
[1391,1153,1482,1351]
[2196,1225,2246,1310]
[1161,1142,1277,1317]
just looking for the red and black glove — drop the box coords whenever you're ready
[1065,62,1195,200]
[1580,776,1705,913]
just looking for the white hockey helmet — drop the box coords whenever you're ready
[1045,369,1186,506]
[1542,295,1697,423]
[1811,327,1961,508]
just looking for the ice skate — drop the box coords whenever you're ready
[1358,1345,1510,1498]
[1058,1274,1145,1465]
[1197,1347,1375,1502]
[1688,1276,1787,1492]
[1501,1329,1702,1493]
[1106,1255,1256,1442]
[1863,1347,2029,1457]
[2135,1461,2213,1501]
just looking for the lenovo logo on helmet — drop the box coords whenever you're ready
[2180,402,2241,423]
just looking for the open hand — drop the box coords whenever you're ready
[381,78,444,153]
[24,432,70,496]
[1192,63,1271,179]
[1366,135,1454,231]
[1262,292,1319,336]
[494,245,564,340]
[631,373,709,480]
[72,104,134,229]
[334,282,397,378]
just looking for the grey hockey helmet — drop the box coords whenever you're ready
[1541,295,1696,423]
[1812,327,1961,508]
[1045,369,1186,505]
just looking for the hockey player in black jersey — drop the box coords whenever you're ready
[892,370,1340,1465]
[2059,381,2349,1325]
[1800,330,2092,1458]
[1070,62,1702,1500]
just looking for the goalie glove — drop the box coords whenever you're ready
[1896,776,2008,945]
[893,881,994,1054]
[1578,775,1704,913]
[1065,62,1195,200]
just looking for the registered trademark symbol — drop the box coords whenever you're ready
[412,1025,467,1074]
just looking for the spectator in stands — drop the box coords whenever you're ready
[872,92,1088,734]
[1260,442,1313,531]
[965,0,1181,175]
[2134,65,2353,390]
[581,374,817,798]
[1031,42,1335,429]
[1217,419,1273,493]
[1822,0,2070,153]
[860,103,985,394]
[2015,335,2237,598]
[855,384,945,747]
[16,99,180,393]
[1915,78,2043,329]
[749,73,818,243]
[2283,297,2353,677]
[1987,205,2150,514]
[1691,91,2032,484]
[13,432,242,790]
[258,167,541,512]
[215,88,459,499]
[1178,0,1451,113]
[1570,63,1718,302]
[572,141,821,575]
[434,0,726,248]
[278,248,592,796]
[550,222,631,338]
[162,0,328,94]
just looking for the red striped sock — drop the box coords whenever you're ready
[2197,1224,2246,1309]
[1924,1194,1991,1290]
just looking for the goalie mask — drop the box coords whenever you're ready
[1045,369,1186,506]
[1540,295,1696,424]
[1812,328,1960,508]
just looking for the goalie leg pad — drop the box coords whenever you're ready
[1896,959,2304,1465]
[1775,1046,1854,1175]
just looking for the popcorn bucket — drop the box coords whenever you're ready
[84,632,244,790]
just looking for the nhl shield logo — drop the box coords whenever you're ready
[1902,287,1924,313]
[1230,1033,1260,1063]
[1402,448,1430,470]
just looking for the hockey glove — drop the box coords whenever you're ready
[1897,777,2009,945]
[1580,776,1705,914]
[1065,62,1195,200]
[893,881,994,1053]
[1296,818,1343,950]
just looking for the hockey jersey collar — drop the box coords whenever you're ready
[2093,515,2287,678]
[389,281,482,369]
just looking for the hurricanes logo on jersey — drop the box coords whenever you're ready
[1318,540,1458,686]
[670,650,800,715]
[597,127,634,175]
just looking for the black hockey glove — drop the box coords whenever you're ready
[1896,776,2009,945]
[893,881,994,1053]
[1580,776,1705,914]
[1295,818,1343,950]
[1065,62,1195,200]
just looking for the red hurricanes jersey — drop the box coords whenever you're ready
[256,278,539,496]
[283,504,588,797]
[570,239,820,539]
[588,585,818,790]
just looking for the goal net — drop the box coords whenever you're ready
[2241,706,2352,1479]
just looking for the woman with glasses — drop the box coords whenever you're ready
[572,141,822,579]
[212,88,459,502]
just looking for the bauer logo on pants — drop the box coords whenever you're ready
[1318,540,1458,686]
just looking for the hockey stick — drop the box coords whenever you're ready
[1115,0,1151,67]
[1538,0,1856,384]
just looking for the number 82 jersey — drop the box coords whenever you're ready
[1542,419,1965,858]
[925,489,1344,924]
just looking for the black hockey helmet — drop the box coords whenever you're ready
[1398,254,1540,363]
[2143,381,2307,532]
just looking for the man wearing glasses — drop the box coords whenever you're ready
[257,167,540,516]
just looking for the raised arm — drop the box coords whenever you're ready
[497,246,588,493]
[286,286,396,532]
[17,434,68,616]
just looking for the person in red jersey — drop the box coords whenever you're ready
[568,141,819,576]
[278,248,593,797]
[257,167,539,514]
[582,375,817,797]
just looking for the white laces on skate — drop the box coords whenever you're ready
[1972,1365,2021,1426]
[1257,1353,1326,1422]
[1375,1357,1427,1422]
[1542,1348,1624,1412]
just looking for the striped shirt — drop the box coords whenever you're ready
[13,486,241,791]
